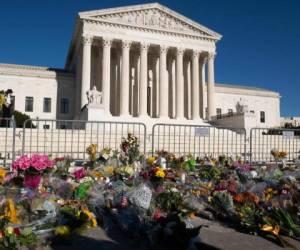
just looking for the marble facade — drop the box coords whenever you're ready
[66,3,222,122]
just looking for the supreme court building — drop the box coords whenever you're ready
[0,3,281,130]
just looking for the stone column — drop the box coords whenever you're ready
[120,40,131,116]
[192,50,200,119]
[139,42,149,117]
[207,52,216,120]
[199,57,206,119]
[159,45,168,118]
[187,59,191,119]
[176,48,184,119]
[171,58,176,118]
[102,38,112,115]
[81,35,92,108]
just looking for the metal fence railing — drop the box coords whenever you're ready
[2,118,300,165]
[152,123,247,160]
[250,127,300,163]
[0,117,16,168]
[22,119,147,159]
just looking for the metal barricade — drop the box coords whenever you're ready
[22,119,147,159]
[250,128,300,164]
[152,123,247,160]
[0,117,16,168]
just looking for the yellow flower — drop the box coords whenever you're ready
[104,165,114,175]
[55,226,70,236]
[86,144,98,160]
[91,170,103,178]
[3,199,19,224]
[261,224,280,236]
[5,226,13,235]
[155,168,165,178]
[81,208,97,227]
[0,168,7,184]
[147,156,156,165]
[0,94,5,107]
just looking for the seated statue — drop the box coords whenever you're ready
[86,86,102,106]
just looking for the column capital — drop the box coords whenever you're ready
[160,45,168,54]
[176,47,184,56]
[122,40,132,49]
[192,50,202,59]
[207,51,216,60]
[102,37,112,48]
[81,35,93,45]
[140,42,150,51]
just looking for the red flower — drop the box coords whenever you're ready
[153,208,164,220]
[13,228,20,236]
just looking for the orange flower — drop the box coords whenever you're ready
[233,192,259,205]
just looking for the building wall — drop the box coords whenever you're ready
[0,64,75,122]
[0,64,281,129]
[281,117,300,127]
[203,85,281,128]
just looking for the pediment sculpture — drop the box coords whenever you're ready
[86,86,103,106]
[89,8,217,38]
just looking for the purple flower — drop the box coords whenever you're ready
[237,164,251,173]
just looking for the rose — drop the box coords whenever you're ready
[13,228,20,236]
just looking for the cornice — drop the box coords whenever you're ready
[0,64,75,80]
[211,85,280,98]
[83,18,218,43]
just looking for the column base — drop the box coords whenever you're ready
[119,114,132,120]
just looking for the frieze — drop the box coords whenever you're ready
[90,9,212,38]
[83,19,218,44]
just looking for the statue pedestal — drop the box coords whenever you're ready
[80,104,106,122]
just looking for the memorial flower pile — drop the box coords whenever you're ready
[0,133,299,249]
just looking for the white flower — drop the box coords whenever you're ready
[79,176,93,183]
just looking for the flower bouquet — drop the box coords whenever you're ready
[12,154,54,189]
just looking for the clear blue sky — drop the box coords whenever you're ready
[0,0,299,116]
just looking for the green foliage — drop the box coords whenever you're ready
[199,165,221,181]
[211,191,235,217]
[270,208,300,237]
[155,188,182,212]
[12,110,36,128]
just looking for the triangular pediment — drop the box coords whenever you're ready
[79,3,222,40]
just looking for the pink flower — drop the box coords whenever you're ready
[74,167,85,180]
[12,154,54,172]
[30,154,54,171]
[12,155,31,171]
